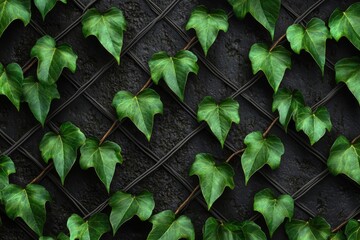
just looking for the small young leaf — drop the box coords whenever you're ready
[330,232,346,240]
[0,156,15,191]
[203,217,267,240]
[79,138,123,192]
[197,96,240,147]
[147,210,195,240]
[249,43,291,92]
[345,219,360,240]
[189,153,235,210]
[286,18,330,74]
[34,0,67,20]
[22,76,60,125]
[2,183,51,236]
[329,3,360,51]
[294,106,332,145]
[30,35,77,84]
[39,122,86,184]
[253,188,294,237]
[67,213,110,240]
[112,89,163,141]
[82,7,126,64]
[327,135,360,184]
[109,190,155,235]
[241,131,284,184]
[227,0,281,39]
[0,0,31,37]
[149,50,199,101]
[335,57,360,105]
[285,216,331,240]
[0,62,24,110]
[185,5,229,55]
[272,88,305,131]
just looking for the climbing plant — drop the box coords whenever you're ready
[0,0,359,239]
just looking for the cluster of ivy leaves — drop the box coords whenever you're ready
[0,0,360,239]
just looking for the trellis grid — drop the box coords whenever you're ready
[1,0,359,239]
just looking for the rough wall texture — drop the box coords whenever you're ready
[0,0,360,239]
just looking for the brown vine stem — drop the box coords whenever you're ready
[30,163,54,184]
[99,120,119,145]
[263,117,280,138]
[22,58,37,73]
[175,185,200,215]
[269,33,286,52]
[351,134,360,144]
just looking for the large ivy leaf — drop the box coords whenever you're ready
[112,89,163,141]
[241,131,284,184]
[39,122,86,184]
[249,43,291,92]
[0,0,31,37]
[79,138,123,192]
[22,76,60,125]
[30,35,77,84]
[345,219,360,240]
[147,210,195,240]
[2,183,51,236]
[40,233,70,240]
[253,188,294,237]
[335,57,360,105]
[34,0,67,20]
[109,190,155,235]
[0,62,23,110]
[197,96,240,147]
[285,216,331,240]
[227,0,281,39]
[286,18,330,74]
[203,217,267,240]
[149,50,199,101]
[330,232,346,240]
[272,88,305,131]
[185,5,229,55]
[189,153,235,210]
[67,213,110,240]
[82,7,126,64]
[329,3,360,51]
[327,135,360,184]
[0,156,15,190]
[294,106,332,145]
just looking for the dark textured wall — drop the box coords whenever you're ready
[0,0,360,239]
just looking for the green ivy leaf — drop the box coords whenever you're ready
[272,88,305,131]
[241,131,284,184]
[185,5,228,55]
[79,138,123,192]
[147,210,195,240]
[345,219,360,240]
[335,57,360,105]
[0,156,15,190]
[112,89,163,141]
[39,122,86,184]
[109,190,155,235]
[197,96,240,147]
[34,0,67,20]
[67,213,110,240]
[285,216,331,240]
[149,50,199,101]
[249,43,291,92]
[330,232,346,240]
[294,106,332,145]
[286,18,330,74]
[227,0,281,39]
[203,217,267,240]
[30,35,77,84]
[22,76,60,125]
[0,62,24,110]
[82,7,126,64]
[2,183,51,236]
[189,153,235,210]
[40,233,70,240]
[0,0,31,37]
[329,3,360,51]
[253,188,294,237]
